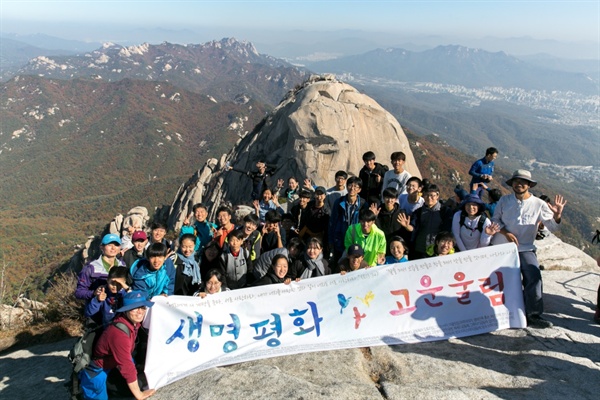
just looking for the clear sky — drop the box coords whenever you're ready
[1,1,598,57]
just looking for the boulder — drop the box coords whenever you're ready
[167,74,421,227]
[535,233,597,271]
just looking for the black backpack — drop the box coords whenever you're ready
[66,321,130,400]
[459,212,487,233]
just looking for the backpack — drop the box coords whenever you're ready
[67,321,130,400]
[459,212,487,233]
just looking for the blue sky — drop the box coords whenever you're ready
[1,1,597,40]
[1,1,598,58]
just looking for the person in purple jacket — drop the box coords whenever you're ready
[75,233,126,300]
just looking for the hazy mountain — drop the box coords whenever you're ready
[1,32,102,52]
[0,37,81,74]
[4,38,310,105]
[308,45,598,95]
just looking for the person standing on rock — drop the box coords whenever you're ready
[492,169,567,329]
[381,151,412,198]
[359,151,388,205]
[326,170,348,211]
[468,147,498,187]
[227,160,276,201]
[75,234,126,301]
[329,176,367,271]
[398,183,453,260]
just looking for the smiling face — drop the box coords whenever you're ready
[436,239,454,256]
[205,275,222,294]
[262,189,273,202]
[464,202,480,217]
[151,228,166,243]
[422,191,439,208]
[391,158,405,172]
[511,178,531,196]
[102,242,121,258]
[133,239,147,253]
[348,254,364,270]
[347,182,361,197]
[389,240,405,260]
[383,196,396,211]
[364,159,375,171]
[306,242,322,260]
[180,238,195,258]
[406,181,421,195]
[148,256,166,271]
[243,221,257,235]
[288,178,298,190]
[360,220,374,235]
[273,257,288,279]
[298,196,310,208]
[125,306,147,325]
[217,211,231,227]
[194,207,208,223]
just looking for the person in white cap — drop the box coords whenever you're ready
[492,169,567,329]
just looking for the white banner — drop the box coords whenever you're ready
[145,243,525,389]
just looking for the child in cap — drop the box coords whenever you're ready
[75,233,126,301]
[123,230,148,268]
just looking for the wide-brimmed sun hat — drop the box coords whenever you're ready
[506,169,537,188]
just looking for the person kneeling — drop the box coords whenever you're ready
[79,290,156,400]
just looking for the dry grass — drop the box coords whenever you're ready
[44,271,85,323]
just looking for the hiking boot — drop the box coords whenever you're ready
[527,314,553,329]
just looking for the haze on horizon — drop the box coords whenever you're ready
[1,1,599,59]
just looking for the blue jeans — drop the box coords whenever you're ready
[519,251,543,316]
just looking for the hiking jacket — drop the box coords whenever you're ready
[130,258,176,298]
[93,314,138,384]
[329,195,367,253]
[75,256,125,300]
[344,223,387,266]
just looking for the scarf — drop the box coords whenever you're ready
[300,252,325,279]
[177,252,202,285]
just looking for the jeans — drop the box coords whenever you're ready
[519,251,543,316]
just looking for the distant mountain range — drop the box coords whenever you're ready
[308,45,598,95]
[1,38,310,105]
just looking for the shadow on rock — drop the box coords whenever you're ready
[0,338,75,400]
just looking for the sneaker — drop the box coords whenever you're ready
[527,315,553,329]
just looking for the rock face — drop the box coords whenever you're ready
[167,74,421,230]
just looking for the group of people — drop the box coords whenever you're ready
[73,146,571,399]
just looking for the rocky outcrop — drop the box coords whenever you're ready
[0,296,47,330]
[167,74,421,229]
